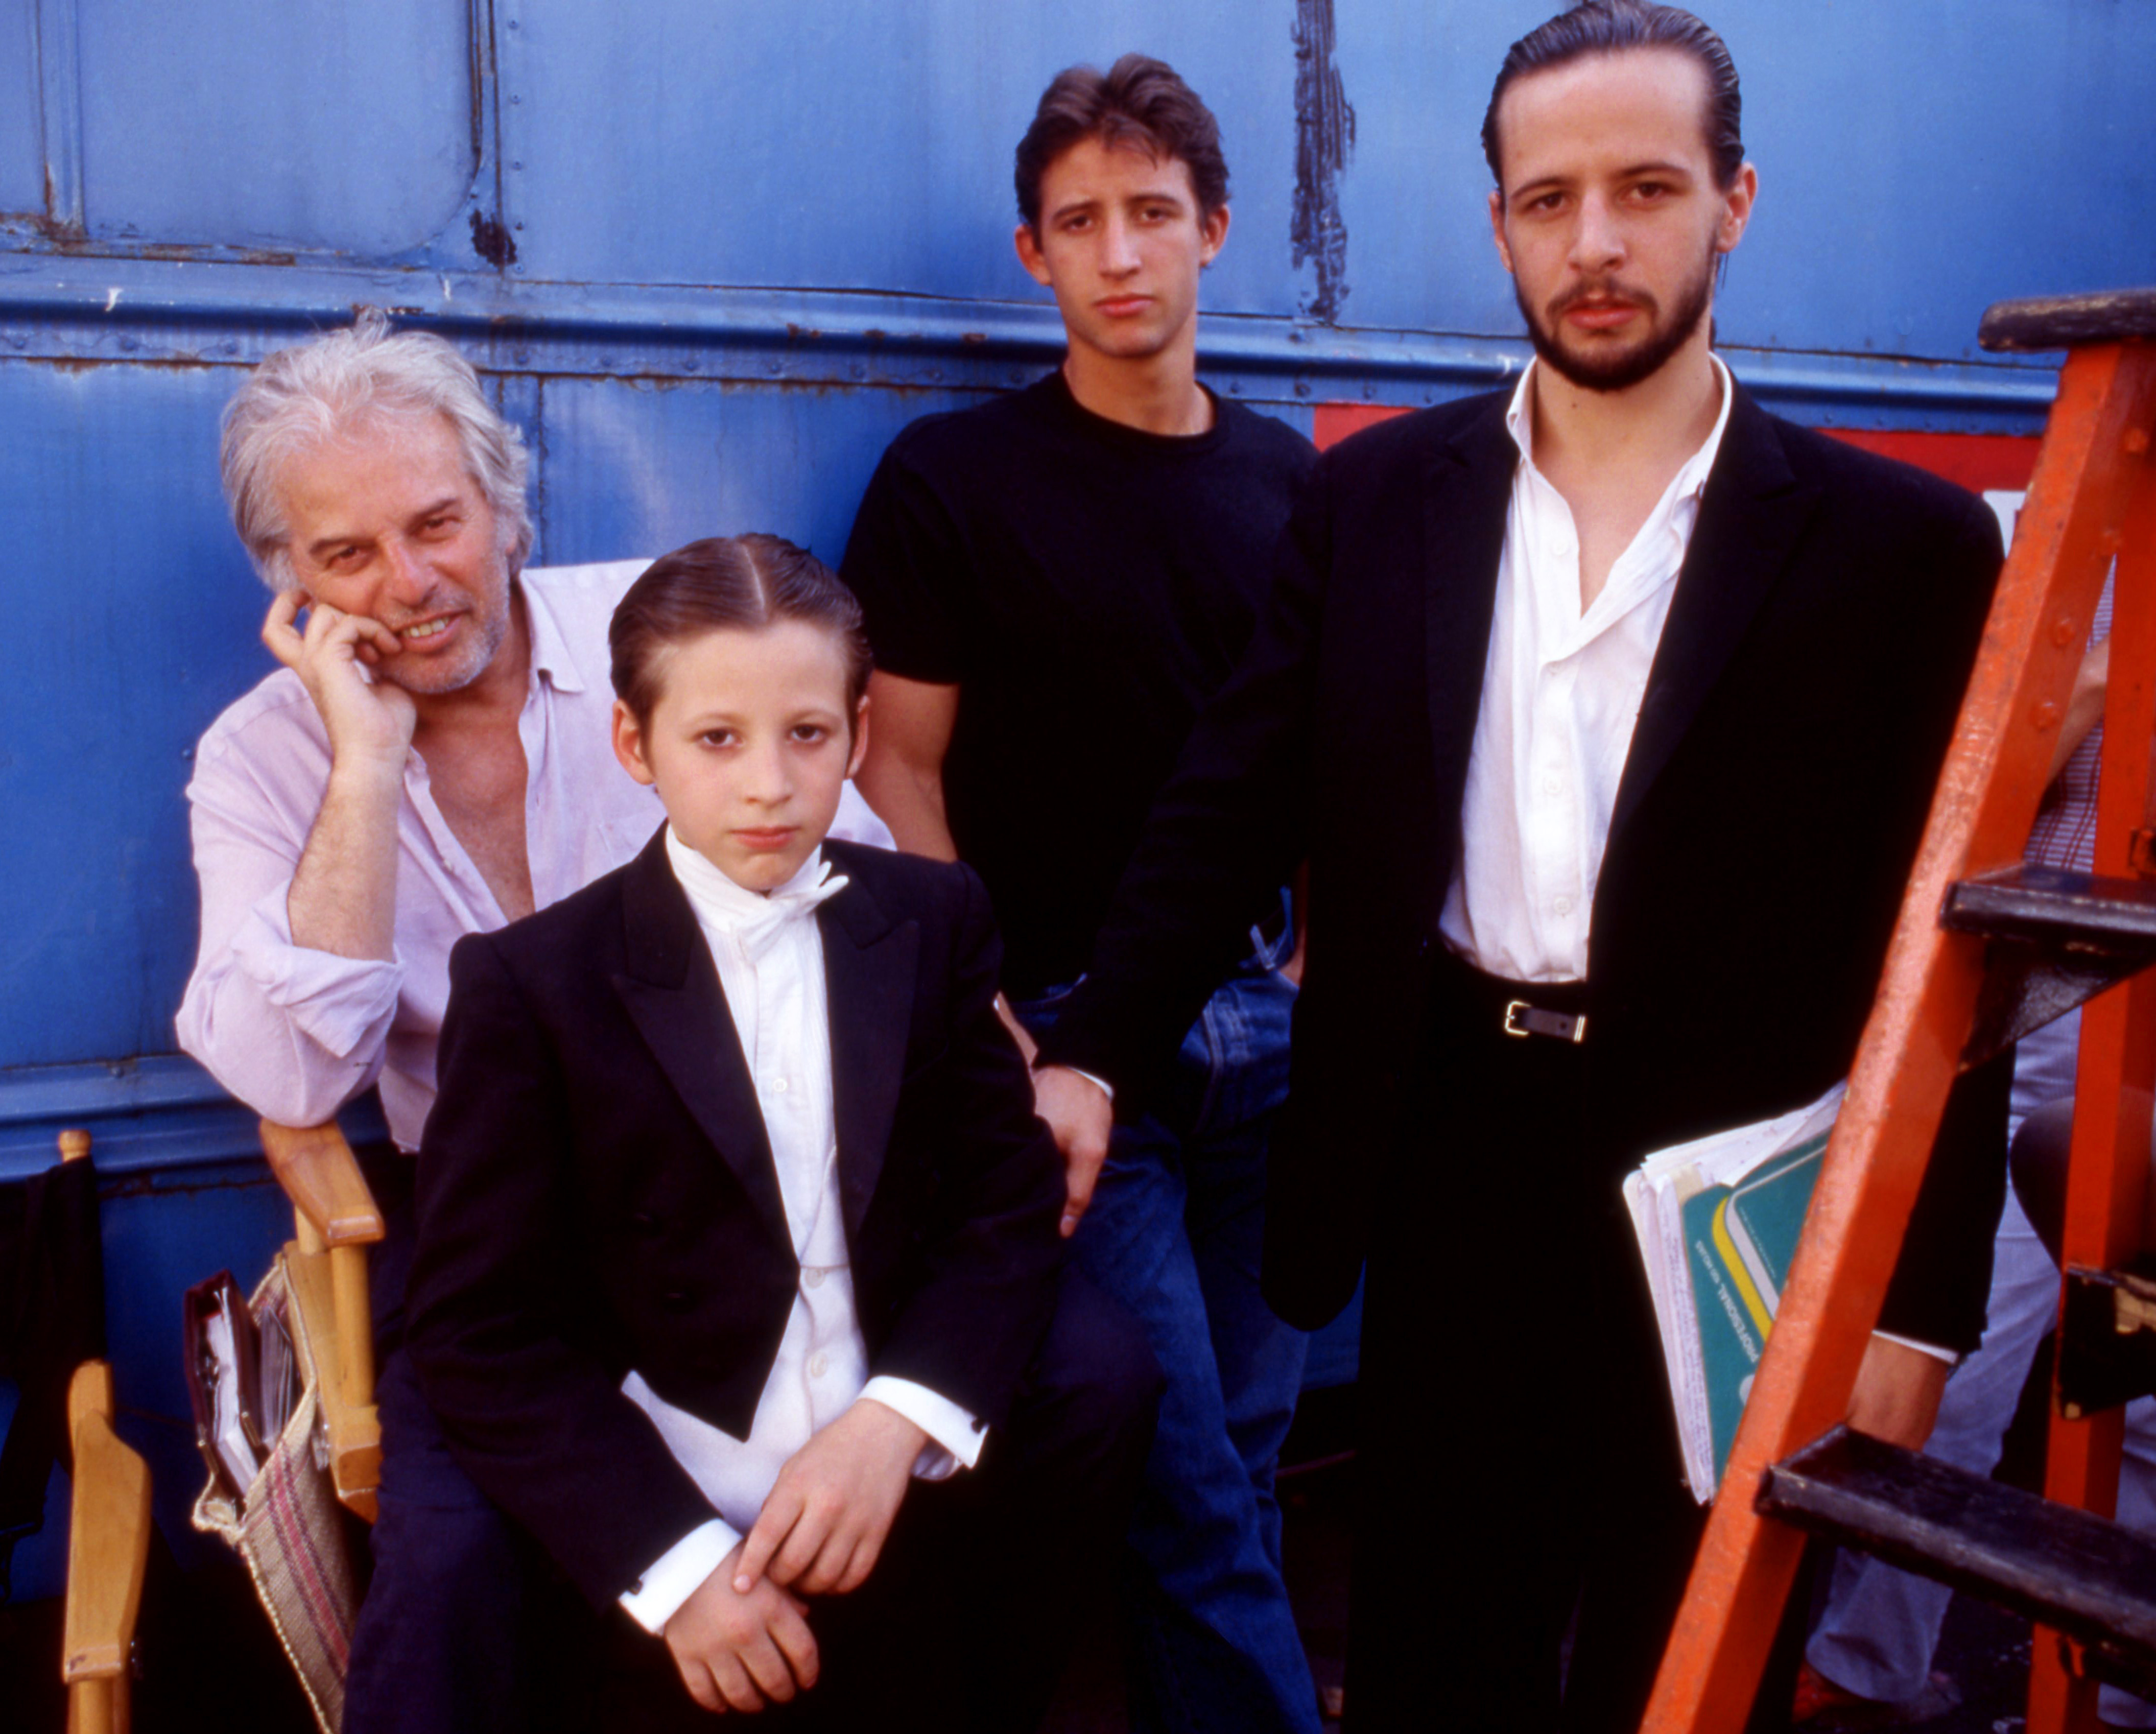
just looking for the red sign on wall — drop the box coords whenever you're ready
[1312,402,2040,497]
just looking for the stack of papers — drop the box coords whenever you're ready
[183,1271,300,1503]
[1623,1082,1845,1503]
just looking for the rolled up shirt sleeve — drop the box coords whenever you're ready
[175,705,404,1129]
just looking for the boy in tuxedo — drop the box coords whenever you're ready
[407,534,1157,1729]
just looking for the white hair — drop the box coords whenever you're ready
[219,308,532,591]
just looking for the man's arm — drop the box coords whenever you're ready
[853,672,960,863]
[855,670,1041,1063]
[174,593,429,1126]
[264,589,419,959]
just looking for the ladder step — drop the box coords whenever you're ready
[1759,1427,2156,1697]
[1939,867,2156,1064]
[1942,865,2156,952]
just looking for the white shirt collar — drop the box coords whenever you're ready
[665,828,836,931]
[1503,352,1735,510]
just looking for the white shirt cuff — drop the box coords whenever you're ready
[1871,1328,1959,1368]
[859,1376,985,1478]
[619,1517,740,1635]
[232,891,404,1054]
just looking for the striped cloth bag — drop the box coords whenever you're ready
[191,1256,359,1734]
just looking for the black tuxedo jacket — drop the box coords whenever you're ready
[407,834,1065,1607]
[1039,381,2008,1342]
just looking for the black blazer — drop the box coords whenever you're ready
[407,834,1065,1606]
[1039,382,2007,1342]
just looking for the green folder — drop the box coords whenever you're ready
[1679,1128,1833,1487]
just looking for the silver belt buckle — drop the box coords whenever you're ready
[1503,999,1586,1042]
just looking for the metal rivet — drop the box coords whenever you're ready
[2052,616,2079,648]
[2127,427,2151,456]
[2032,700,2062,730]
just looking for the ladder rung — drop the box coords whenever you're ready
[1759,1427,2156,1696]
[1979,287,2156,352]
[1941,865,2156,954]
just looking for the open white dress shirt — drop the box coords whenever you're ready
[618,831,983,1633]
[1438,357,1733,983]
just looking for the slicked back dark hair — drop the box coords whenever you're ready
[609,534,872,729]
[1482,1,1744,191]
[1015,53,1229,231]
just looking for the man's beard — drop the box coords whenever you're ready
[377,570,513,696]
[1518,248,1716,394]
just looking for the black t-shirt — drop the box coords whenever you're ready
[840,370,1316,997]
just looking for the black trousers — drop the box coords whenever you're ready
[594,1267,1163,1733]
[1343,954,1806,1734]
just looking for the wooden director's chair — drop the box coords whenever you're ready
[35,1130,152,1734]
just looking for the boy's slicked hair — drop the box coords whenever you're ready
[1481,0,1744,191]
[1015,53,1228,230]
[609,535,872,727]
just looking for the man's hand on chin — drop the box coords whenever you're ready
[261,589,417,769]
[1032,1064,1112,1237]
[1846,1334,1952,1450]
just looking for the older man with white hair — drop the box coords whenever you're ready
[177,311,884,1733]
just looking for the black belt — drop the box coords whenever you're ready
[1428,942,1594,1045]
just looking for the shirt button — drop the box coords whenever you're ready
[1542,776,1562,797]
[771,1077,789,1094]
[808,1352,828,1379]
[1554,896,1574,916]
[803,1268,825,1289]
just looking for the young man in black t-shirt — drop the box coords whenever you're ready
[841,54,1321,1734]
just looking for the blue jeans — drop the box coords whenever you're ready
[1014,918,1320,1734]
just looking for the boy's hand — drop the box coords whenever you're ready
[662,1543,818,1714]
[733,1398,927,1597]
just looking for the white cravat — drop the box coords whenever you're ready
[619,830,983,1633]
[1438,355,1733,983]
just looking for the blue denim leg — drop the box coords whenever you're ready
[1017,938,1319,1734]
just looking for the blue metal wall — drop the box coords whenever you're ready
[1,0,2151,1582]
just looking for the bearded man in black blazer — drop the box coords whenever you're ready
[1032,5,2009,1729]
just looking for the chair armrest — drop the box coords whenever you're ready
[62,1362,151,1689]
[258,1121,386,1248]
[283,1243,382,1523]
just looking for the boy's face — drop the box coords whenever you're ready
[611,621,868,893]
[1013,136,1228,372]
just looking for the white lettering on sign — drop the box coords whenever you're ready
[1983,489,2027,550]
